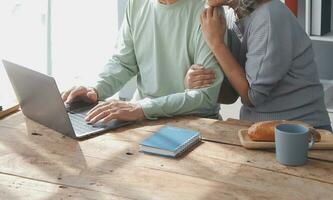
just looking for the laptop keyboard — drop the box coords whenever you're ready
[66,102,134,137]
[68,112,103,135]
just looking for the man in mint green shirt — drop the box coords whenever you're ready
[62,0,224,124]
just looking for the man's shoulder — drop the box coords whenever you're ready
[188,0,205,16]
[185,0,206,29]
[127,0,151,12]
[189,0,205,9]
[127,0,205,15]
[128,0,150,6]
[125,0,153,23]
[127,0,148,9]
[128,0,205,11]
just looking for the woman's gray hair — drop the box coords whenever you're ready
[237,0,265,17]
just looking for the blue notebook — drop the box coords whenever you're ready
[139,126,201,157]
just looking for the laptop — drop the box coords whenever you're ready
[2,60,133,138]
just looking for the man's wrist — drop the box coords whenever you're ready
[136,99,159,120]
[135,104,146,120]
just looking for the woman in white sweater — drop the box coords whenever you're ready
[186,0,331,130]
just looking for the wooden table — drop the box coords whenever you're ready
[0,112,332,199]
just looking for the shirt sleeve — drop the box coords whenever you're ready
[137,23,224,120]
[94,1,139,100]
[246,11,293,107]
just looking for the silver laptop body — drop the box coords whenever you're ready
[3,60,132,138]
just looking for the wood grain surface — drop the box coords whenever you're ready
[0,112,332,199]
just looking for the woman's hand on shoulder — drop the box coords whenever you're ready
[184,64,216,89]
[201,7,227,51]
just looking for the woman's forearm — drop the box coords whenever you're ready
[212,43,253,106]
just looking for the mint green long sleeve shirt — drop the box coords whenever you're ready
[95,0,224,119]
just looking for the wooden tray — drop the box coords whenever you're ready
[238,129,333,150]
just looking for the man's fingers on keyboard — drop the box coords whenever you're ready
[89,110,111,124]
[87,102,108,115]
[102,113,119,124]
[86,104,110,121]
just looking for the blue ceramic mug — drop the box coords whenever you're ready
[275,124,315,166]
